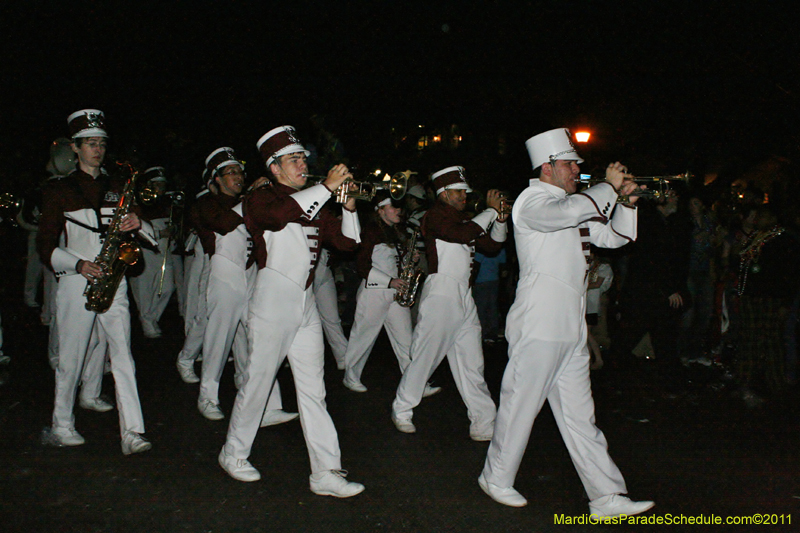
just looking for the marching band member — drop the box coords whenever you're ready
[129,167,175,338]
[479,128,653,518]
[391,167,507,440]
[36,109,154,454]
[219,126,365,498]
[196,147,297,427]
[342,190,440,397]
[313,246,349,370]
[176,182,214,384]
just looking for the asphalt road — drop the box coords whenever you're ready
[1,291,798,532]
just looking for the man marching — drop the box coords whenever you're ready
[218,126,364,498]
[391,166,507,440]
[479,128,654,518]
[37,109,154,454]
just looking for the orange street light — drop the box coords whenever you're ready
[575,131,591,143]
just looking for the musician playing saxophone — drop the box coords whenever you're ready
[342,190,440,397]
[36,109,155,454]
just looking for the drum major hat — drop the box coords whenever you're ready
[205,147,244,181]
[68,109,108,139]
[431,166,472,196]
[525,128,584,169]
[257,126,310,166]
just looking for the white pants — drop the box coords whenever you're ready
[224,270,341,474]
[53,275,145,437]
[313,272,348,369]
[24,231,43,306]
[129,246,174,327]
[42,268,57,324]
[178,248,209,363]
[393,275,496,435]
[200,258,284,410]
[482,282,626,499]
[170,252,185,317]
[344,284,412,384]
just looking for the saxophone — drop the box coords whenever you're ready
[394,228,423,307]
[84,163,141,313]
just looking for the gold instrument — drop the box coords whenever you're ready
[467,190,513,215]
[136,181,185,297]
[302,172,407,203]
[157,191,185,297]
[84,163,141,313]
[394,228,423,308]
[577,172,692,203]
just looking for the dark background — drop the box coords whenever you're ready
[2,0,800,193]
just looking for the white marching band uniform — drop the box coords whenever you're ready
[38,162,158,447]
[482,178,638,501]
[129,214,175,337]
[393,198,506,439]
[343,221,413,387]
[199,201,286,417]
[313,247,349,370]
[223,180,360,478]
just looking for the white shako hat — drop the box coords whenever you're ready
[431,166,472,196]
[68,109,108,139]
[257,126,310,166]
[525,128,584,169]
[143,166,167,183]
[205,147,244,178]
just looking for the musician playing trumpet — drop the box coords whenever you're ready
[219,126,365,498]
[391,166,507,440]
[479,128,653,518]
[342,190,440,398]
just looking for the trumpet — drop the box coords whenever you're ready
[466,190,513,215]
[577,172,692,202]
[302,172,407,203]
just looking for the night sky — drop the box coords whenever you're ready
[2,0,799,191]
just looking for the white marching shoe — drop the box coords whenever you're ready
[309,470,365,498]
[49,427,86,447]
[589,494,655,518]
[219,449,261,482]
[198,398,225,420]
[391,414,416,434]
[176,359,200,383]
[121,432,152,455]
[422,383,442,398]
[342,377,367,393]
[478,473,528,507]
[79,396,114,412]
[141,320,162,339]
[260,409,299,427]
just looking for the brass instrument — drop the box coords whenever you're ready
[156,191,185,297]
[84,163,141,313]
[394,228,423,307]
[302,172,407,203]
[467,190,513,215]
[577,172,692,203]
